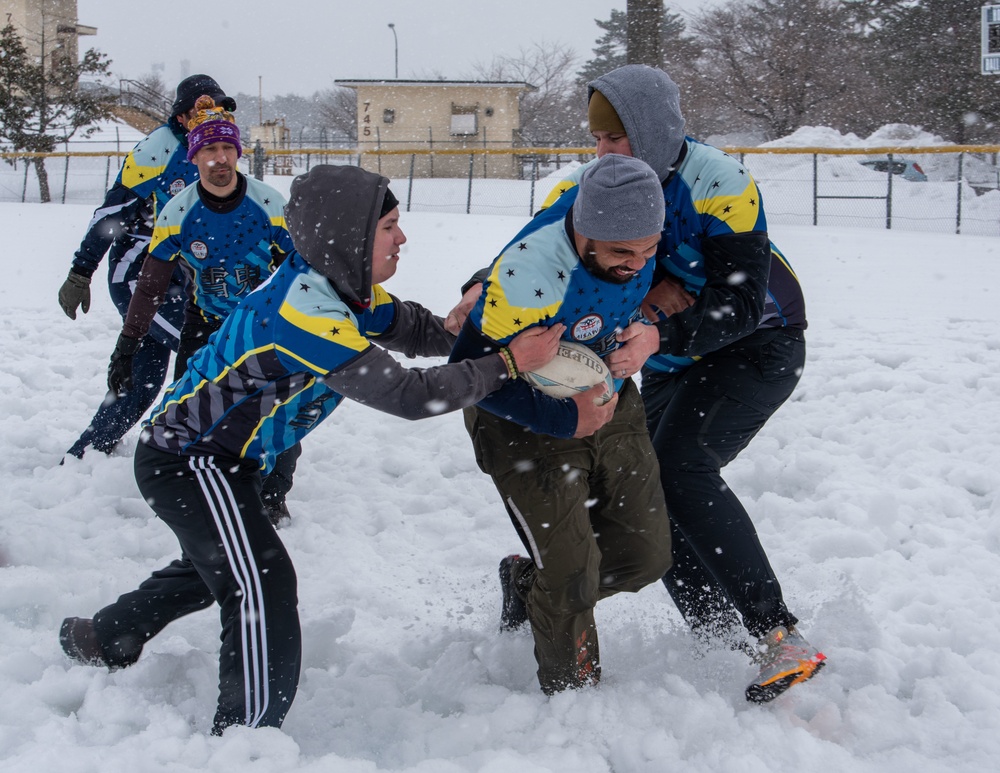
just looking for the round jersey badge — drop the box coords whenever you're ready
[168,178,186,196]
[572,314,604,341]
[190,240,209,260]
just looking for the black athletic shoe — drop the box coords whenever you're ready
[499,555,532,632]
[59,617,111,669]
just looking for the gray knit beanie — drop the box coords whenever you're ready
[572,154,665,242]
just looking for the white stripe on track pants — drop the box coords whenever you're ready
[128,441,302,733]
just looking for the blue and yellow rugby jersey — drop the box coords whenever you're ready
[147,175,294,323]
[120,124,196,217]
[71,123,196,287]
[142,252,397,473]
[450,203,654,438]
[538,140,806,375]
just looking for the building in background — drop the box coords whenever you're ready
[335,80,534,180]
[1,0,95,71]
[248,118,293,176]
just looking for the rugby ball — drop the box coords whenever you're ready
[523,341,614,404]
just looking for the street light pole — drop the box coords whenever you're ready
[388,23,398,79]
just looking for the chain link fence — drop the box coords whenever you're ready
[4,144,1000,236]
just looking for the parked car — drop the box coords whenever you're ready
[859,158,928,182]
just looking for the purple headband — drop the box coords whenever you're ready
[187,119,242,162]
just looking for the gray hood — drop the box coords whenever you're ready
[588,65,686,183]
[284,164,389,308]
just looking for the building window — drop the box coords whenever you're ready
[383,108,395,124]
[450,105,478,136]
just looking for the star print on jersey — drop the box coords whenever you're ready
[147,176,294,321]
[475,217,653,355]
[688,156,763,234]
[531,139,805,380]
[142,258,399,475]
[119,125,195,212]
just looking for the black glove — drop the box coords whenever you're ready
[108,334,142,395]
[58,269,92,319]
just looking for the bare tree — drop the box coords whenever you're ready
[135,70,168,103]
[316,86,358,143]
[472,42,589,146]
[857,0,1000,143]
[691,0,855,139]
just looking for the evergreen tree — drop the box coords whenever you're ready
[576,5,707,136]
[0,22,113,202]
[0,23,31,149]
[842,0,911,33]
[577,5,699,84]
[577,9,628,85]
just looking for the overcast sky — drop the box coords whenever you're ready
[75,1,709,99]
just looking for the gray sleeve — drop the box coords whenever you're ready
[322,344,509,420]
[461,267,490,295]
[374,295,456,358]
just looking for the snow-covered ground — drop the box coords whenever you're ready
[1,194,1000,772]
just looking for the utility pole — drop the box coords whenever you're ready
[626,0,662,67]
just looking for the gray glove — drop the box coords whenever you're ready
[58,269,92,319]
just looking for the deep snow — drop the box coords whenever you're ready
[1,174,1000,771]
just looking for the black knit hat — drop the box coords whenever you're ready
[171,74,236,117]
[380,187,399,218]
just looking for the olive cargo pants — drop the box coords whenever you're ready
[465,379,672,693]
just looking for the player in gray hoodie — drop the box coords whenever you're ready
[448,65,824,703]
[584,65,822,704]
[59,164,563,735]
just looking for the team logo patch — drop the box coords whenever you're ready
[168,178,186,196]
[190,240,209,260]
[572,314,604,341]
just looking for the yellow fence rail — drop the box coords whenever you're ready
[4,145,1000,236]
[5,145,1000,160]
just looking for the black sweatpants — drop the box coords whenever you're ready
[642,326,805,640]
[93,442,301,733]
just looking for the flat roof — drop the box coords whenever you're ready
[335,80,535,90]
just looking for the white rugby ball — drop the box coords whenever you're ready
[523,341,614,404]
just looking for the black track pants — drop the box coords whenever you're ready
[95,442,301,733]
[643,327,805,640]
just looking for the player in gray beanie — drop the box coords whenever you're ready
[572,153,665,242]
[583,66,822,704]
[445,62,819,703]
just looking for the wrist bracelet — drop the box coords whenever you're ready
[499,346,519,379]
